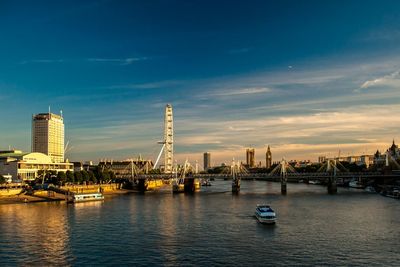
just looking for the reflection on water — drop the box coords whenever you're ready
[1,181,400,266]
[0,202,71,266]
[71,200,104,211]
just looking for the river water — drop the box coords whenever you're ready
[1,181,399,266]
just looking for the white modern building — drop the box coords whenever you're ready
[32,112,64,163]
[0,150,73,181]
[322,154,374,168]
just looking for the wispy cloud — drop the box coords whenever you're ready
[87,57,147,65]
[107,80,184,90]
[207,87,272,97]
[228,126,254,131]
[19,57,148,66]
[168,104,400,164]
[16,53,400,164]
[178,136,223,145]
[19,59,64,64]
[359,70,400,90]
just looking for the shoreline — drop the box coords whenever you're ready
[0,188,134,205]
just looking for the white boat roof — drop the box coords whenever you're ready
[74,193,103,197]
[256,204,275,213]
[257,204,271,208]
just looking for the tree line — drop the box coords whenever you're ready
[37,168,117,186]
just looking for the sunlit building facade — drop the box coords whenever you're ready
[32,112,64,163]
[266,146,272,169]
[246,148,255,168]
[0,150,73,181]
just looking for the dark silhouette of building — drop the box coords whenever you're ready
[388,139,400,159]
[266,146,272,169]
[203,152,211,171]
[246,148,255,168]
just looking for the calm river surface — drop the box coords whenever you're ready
[1,181,399,266]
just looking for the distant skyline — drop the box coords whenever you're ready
[1,0,400,165]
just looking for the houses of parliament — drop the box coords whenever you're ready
[245,146,272,169]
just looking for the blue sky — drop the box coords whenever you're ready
[1,0,400,166]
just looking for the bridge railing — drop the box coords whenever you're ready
[118,171,389,180]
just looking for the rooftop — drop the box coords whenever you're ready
[33,112,63,121]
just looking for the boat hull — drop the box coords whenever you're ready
[255,205,276,224]
[255,213,276,224]
[0,188,24,196]
[172,184,185,193]
[349,181,364,189]
[68,193,104,203]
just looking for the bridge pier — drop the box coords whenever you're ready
[280,159,287,195]
[137,179,148,192]
[327,176,337,194]
[327,159,337,194]
[184,178,195,193]
[231,160,241,193]
[281,177,287,195]
[232,178,240,193]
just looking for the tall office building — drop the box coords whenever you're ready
[32,112,64,163]
[266,146,272,169]
[246,148,255,168]
[203,152,211,171]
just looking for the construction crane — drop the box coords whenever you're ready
[64,140,73,155]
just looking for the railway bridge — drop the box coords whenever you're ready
[122,171,400,194]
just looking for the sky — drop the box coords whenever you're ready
[1,0,400,167]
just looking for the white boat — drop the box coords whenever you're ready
[68,192,104,203]
[201,179,211,186]
[384,187,400,199]
[364,186,376,193]
[349,179,364,189]
[255,204,276,224]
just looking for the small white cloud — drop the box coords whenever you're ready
[105,80,184,91]
[212,87,272,97]
[87,57,147,65]
[121,57,148,65]
[359,70,400,90]
[228,126,254,131]
[178,136,223,145]
[19,59,64,64]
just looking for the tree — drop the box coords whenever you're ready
[42,170,57,184]
[101,171,111,183]
[80,170,89,183]
[74,171,83,184]
[207,165,230,174]
[149,169,161,174]
[88,171,97,184]
[66,170,74,183]
[57,172,67,185]
[0,175,5,184]
[92,166,102,181]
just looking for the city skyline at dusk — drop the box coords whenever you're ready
[1,1,400,164]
